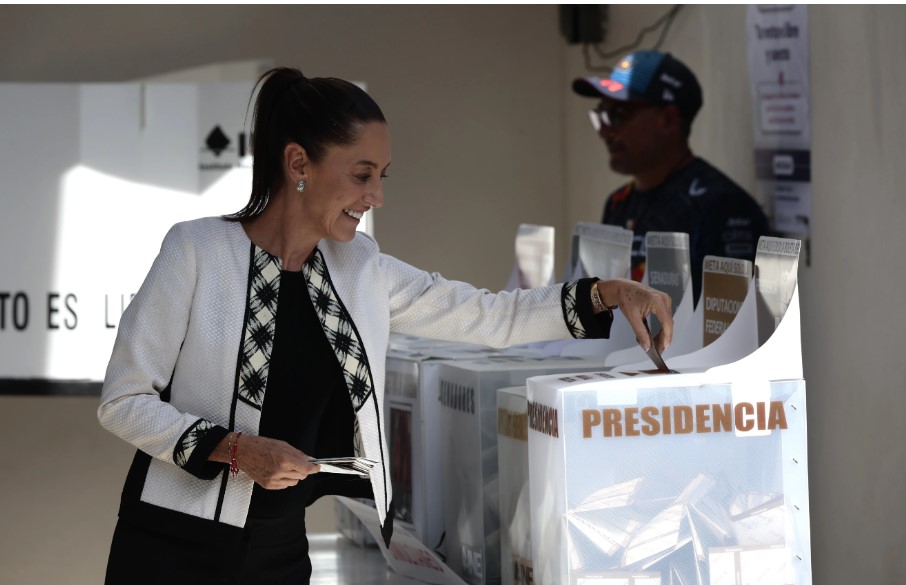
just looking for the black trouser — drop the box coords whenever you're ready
[104,510,311,585]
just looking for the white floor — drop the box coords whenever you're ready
[309,533,425,585]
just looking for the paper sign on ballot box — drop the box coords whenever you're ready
[496,385,533,585]
[336,496,469,585]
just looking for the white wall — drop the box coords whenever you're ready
[1,4,905,585]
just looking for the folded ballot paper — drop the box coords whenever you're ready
[309,457,378,476]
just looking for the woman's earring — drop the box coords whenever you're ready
[296,179,307,193]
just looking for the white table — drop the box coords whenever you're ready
[310,533,425,585]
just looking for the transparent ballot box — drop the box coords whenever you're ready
[527,372,810,585]
[384,338,538,552]
[438,356,610,585]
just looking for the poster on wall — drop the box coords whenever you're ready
[0,78,370,390]
[746,5,811,239]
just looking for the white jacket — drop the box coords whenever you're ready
[98,216,603,537]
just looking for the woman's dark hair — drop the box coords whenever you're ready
[226,67,386,220]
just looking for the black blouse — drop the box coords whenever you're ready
[248,269,370,519]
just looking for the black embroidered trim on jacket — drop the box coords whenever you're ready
[174,418,215,468]
[301,249,374,411]
[236,247,281,409]
[561,279,589,339]
[563,278,614,339]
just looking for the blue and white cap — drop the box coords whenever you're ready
[572,51,703,123]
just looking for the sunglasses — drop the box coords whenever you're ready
[588,102,662,132]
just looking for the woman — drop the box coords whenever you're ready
[98,67,672,585]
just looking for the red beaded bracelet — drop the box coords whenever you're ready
[229,432,243,478]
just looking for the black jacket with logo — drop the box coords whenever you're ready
[602,157,770,305]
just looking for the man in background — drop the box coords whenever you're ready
[573,50,769,305]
